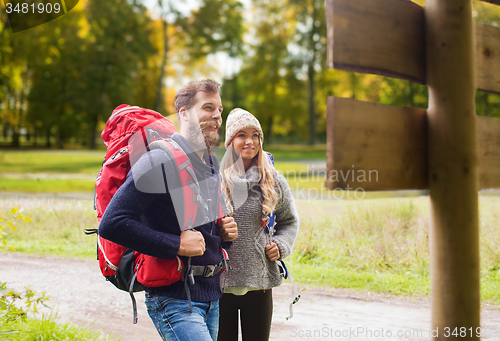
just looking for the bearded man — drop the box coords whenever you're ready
[99,79,238,341]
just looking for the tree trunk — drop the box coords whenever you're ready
[308,0,318,145]
[33,129,37,147]
[10,91,19,148]
[58,109,65,149]
[2,123,8,139]
[11,131,20,148]
[265,115,273,145]
[308,61,316,145]
[58,132,65,149]
[89,115,99,150]
[425,1,479,339]
[12,64,29,149]
[155,17,168,113]
[231,74,239,109]
[45,128,52,148]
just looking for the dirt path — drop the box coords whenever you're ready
[2,253,500,340]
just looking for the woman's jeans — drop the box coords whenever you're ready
[145,293,219,341]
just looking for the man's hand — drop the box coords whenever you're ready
[178,230,205,257]
[265,242,280,262]
[218,216,238,242]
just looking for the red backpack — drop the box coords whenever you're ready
[85,104,223,323]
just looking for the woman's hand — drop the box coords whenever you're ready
[218,216,238,242]
[265,242,280,261]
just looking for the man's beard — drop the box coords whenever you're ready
[186,120,220,152]
[200,121,220,148]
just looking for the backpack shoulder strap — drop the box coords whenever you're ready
[265,151,275,166]
[148,139,209,231]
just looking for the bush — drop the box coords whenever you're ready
[0,207,46,339]
[0,207,113,340]
[0,207,32,251]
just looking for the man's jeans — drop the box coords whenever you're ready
[145,293,219,341]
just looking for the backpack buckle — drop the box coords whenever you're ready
[203,265,216,277]
[188,267,195,285]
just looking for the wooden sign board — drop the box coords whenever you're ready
[476,24,500,94]
[326,0,500,94]
[326,0,425,84]
[326,97,500,191]
[325,97,427,191]
[477,116,500,189]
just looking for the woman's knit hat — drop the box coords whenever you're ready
[225,108,264,147]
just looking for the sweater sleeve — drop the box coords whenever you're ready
[272,172,299,260]
[98,150,181,260]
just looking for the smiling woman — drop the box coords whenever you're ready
[218,108,299,341]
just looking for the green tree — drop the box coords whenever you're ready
[288,0,326,144]
[177,0,245,120]
[234,0,301,144]
[26,6,87,148]
[81,0,155,149]
[0,12,31,147]
[177,0,245,59]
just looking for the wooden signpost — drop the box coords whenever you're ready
[325,0,500,339]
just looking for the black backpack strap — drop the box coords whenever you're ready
[182,256,194,313]
[129,272,139,324]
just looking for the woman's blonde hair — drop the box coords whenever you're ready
[221,137,278,216]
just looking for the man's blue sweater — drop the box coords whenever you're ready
[99,133,230,303]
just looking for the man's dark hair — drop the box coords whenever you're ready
[175,79,221,114]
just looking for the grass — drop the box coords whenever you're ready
[288,197,500,303]
[0,178,96,193]
[1,313,117,340]
[264,144,327,160]
[0,150,104,174]
[0,150,102,193]
[0,198,97,258]
[0,149,312,193]
[289,198,431,297]
[2,195,500,305]
[0,145,324,175]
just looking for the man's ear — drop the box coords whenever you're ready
[178,108,189,124]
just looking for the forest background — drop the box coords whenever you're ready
[1,0,500,150]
